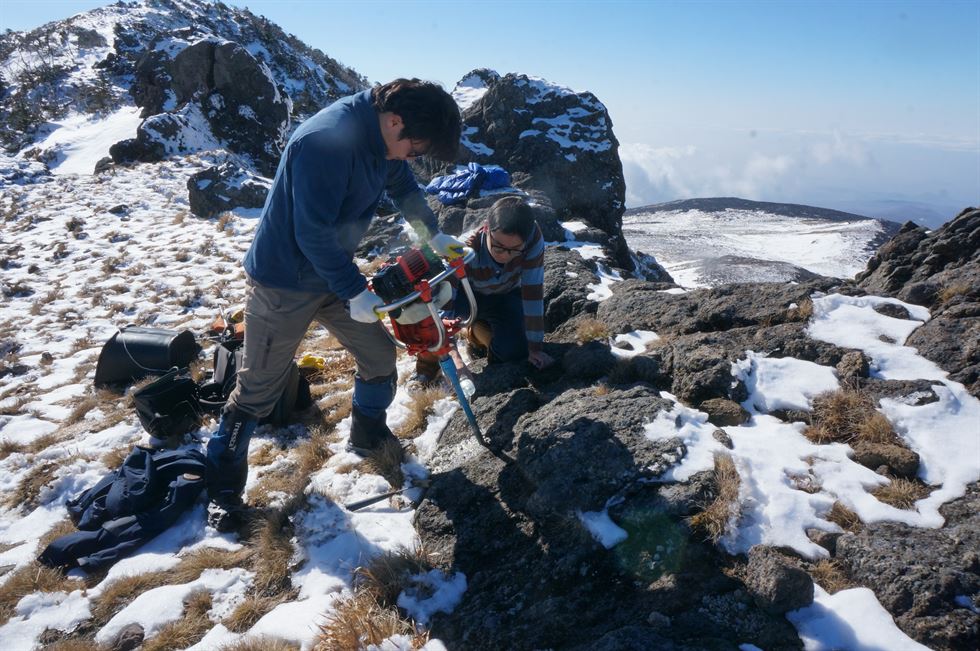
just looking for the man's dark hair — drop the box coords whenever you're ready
[372,78,461,161]
[488,196,535,242]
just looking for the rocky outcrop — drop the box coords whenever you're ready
[417,382,802,649]
[186,162,270,218]
[2,0,367,165]
[835,483,980,650]
[450,70,632,270]
[129,37,289,174]
[854,207,980,395]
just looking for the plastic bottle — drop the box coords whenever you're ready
[458,377,476,399]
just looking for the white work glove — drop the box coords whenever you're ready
[348,288,384,323]
[429,231,465,260]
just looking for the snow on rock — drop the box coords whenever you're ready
[397,569,468,626]
[787,585,932,651]
[578,507,629,549]
[808,292,980,526]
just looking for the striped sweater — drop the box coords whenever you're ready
[464,223,545,352]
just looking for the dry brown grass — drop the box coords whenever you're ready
[35,638,104,651]
[0,395,29,417]
[248,513,296,598]
[809,559,851,594]
[5,459,62,510]
[314,592,429,651]
[223,592,299,634]
[872,478,930,510]
[394,387,446,439]
[99,446,131,470]
[688,453,741,544]
[0,564,77,625]
[142,590,213,651]
[216,211,235,234]
[575,317,611,343]
[362,437,405,488]
[64,393,99,426]
[826,501,861,532]
[92,547,251,626]
[0,438,24,460]
[247,466,298,509]
[805,389,899,446]
[27,432,61,453]
[249,442,284,467]
[790,298,814,321]
[220,636,300,651]
[938,282,973,304]
[355,547,435,607]
[857,412,899,445]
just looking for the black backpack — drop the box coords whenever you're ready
[198,339,311,425]
[132,367,202,440]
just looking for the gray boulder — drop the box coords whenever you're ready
[744,546,814,614]
[454,70,632,269]
[187,162,270,218]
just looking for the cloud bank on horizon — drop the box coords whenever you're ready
[619,127,977,224]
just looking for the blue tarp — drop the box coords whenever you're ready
[425,163,511,205]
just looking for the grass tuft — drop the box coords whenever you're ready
[220,636,301,651]
[809,559,851,594]
[687,453,741,544]
[142,590,213,651]
[354,546,436,607]
[314,592,429,651]
[362,437,405,488]
[575,317,611,343]
[0,564,76,626]
[223,592,299,634]
[805,388,900,446]
[871,477,930,510]
[394,387,446,439]
[826,501,861,532]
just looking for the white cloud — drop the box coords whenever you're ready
[811,131,873,166]
[618,143,697,206]
[620,142,795,207]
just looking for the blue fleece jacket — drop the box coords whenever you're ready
[243,90,439,299]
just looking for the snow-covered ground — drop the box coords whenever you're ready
[622,207,889,287]
[2,107,976,650]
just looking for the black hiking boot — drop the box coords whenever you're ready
[347,406,403,461]
[207,496,252,534]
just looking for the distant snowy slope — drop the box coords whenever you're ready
[0,0,367,171]
[623,197,901,287]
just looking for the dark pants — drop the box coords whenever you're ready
[455,288,527,363]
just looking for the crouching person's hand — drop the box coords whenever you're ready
[528,349,554,370]
[349,288,384,323]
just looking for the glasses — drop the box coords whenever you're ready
[487,230,526,257]
[406,141,428,159]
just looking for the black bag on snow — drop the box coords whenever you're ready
[132,367,202,439]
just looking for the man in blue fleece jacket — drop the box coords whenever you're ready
[206,79,462,531]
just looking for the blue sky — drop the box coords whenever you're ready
[2,0,978,221]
